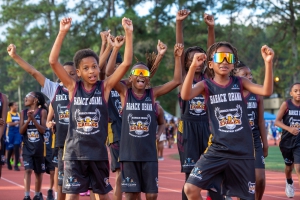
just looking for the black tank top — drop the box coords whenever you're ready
[245,93,259,131]
[280,99,300,148]
[119,88,158,161]
[51,85,69,147]
[63,81,108,161]
[22,108,44,156]
[204,77,254,159]
[179,77,208,121]
[108,89,122,143]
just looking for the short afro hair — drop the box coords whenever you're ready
[73,49,99,69]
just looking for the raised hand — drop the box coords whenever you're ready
[7,44,16,57]
[204,13,214,27]
[60,17,72,33]
[100,30,110,44]
[261,45,274,63]
[107,34,115,48]
[174,43,184,57]
[115,35,125,48]
[157,40,167,55]
[176,9,191,21]
[122,17,133,32]
[192,53,207,68]
[27,110,34,121]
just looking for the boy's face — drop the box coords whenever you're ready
[76,56,100,84]
[208,46,234,76]
[235,67,253,82]
[129,64,150,90]
[64,65,79,81]
[290,84,300,101]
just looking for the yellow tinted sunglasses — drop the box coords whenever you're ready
[131,69,150,77]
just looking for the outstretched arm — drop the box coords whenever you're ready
[204,13,215,48]
[152,43,183,99]
[257,96,268,157]
[242,45,274,96]
[149,40,167,78]
[99,31,114,71]
[176,9,190,78]
[49,17,76,96]
[104,17,133,102]
[181,53,206,100]
[99,30,111,80]
[106,35,125,77]
[7,44,46,87]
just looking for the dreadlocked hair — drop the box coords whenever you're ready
[183,46,206,72]
[232,61,247,76]
[205,41,239,78]
[33,91,47,112]
[145,52,159,78]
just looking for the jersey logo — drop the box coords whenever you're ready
[289,117,300,129]
[75,109,101,134]
[145,97,152,101]
[57,104,70,124]
[115,99,122,117]
[189,97,206,115]
[95,89,101,95]
[215,105,243,131]
[27,129,40,142]
[65,176,81,187]
[104,177,110,187]
[127,113,151,137]
[249,96,256,101]
[248,111,255,130]
[232,84,240,90]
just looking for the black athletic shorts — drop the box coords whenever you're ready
[0,136,5,165]
[57,148,64,186]
[62,160,112,194]
[52,147,59,168]
[280,146,300,166]
[120,161,158,193]
[23,154,45,174]
[186,154,255,200]
[45,153,55,174]
[109,141,120,172]
[177,118,210,173]
[252,131,265,169]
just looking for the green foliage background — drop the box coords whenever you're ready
[0,0,299,115]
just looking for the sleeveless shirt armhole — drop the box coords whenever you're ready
[150,88,155,106]
[100,81,108,106]
[237,77,247,104]
[204,80,209,104]
[50,85,61,104]
[121,89,129,113]
[154,103,159,117]
[67,81,79,109]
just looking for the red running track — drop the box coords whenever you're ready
[0,144,299,199]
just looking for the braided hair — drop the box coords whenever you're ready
[183,46,206,73]
[205,41,238,78]
[233,61,247,76]
[33,92,47,111]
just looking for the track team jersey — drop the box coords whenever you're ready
[204,76,254,159]
[108,88,122,143]
[63,81,108,161]
[119,88,158,162]
[22,108,44,156]
[245,93,261,144]
[51,85,69,147]
[179,78,207,121]
[280,99,300,149]
[7,112,20,133]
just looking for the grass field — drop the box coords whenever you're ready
[170,146,289,172]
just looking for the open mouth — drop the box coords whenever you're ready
[137,78,145,86]
[88,75,97,81]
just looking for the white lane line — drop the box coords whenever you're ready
[1,177,47,198]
